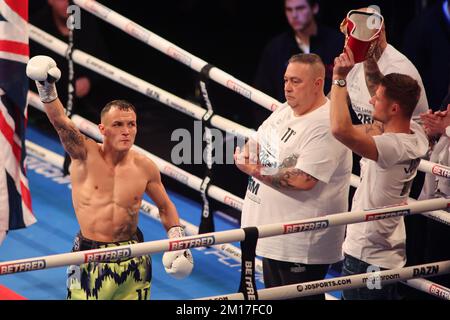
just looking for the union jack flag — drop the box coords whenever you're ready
[0,0,35,245]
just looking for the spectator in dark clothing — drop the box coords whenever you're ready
[253,0,344,127]
[403,0,450,111]
[29,0,110,122]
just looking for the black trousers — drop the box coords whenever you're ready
[262,257,330,300]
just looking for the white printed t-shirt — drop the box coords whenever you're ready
[241,99,352,264]
[343,121,429,269]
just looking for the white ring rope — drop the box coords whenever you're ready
[197,260,450,300]
[24,138,254,276]
[28,24,255,141]
[350,173,450,226]
[404,278,450,300]
[72,0,281,112]
[418,160,450,181]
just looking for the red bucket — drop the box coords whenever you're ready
[340,9,384,63]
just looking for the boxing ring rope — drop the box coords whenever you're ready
[29,24,255,141]
[72,0,281,112]
[350,174,450,226]
[197,260,450,300]
[405,278,450,300]
[1,195,449,276]
[418,160,450,181]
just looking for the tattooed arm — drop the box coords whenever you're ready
[363,33,386,97]
[44,98,89,160]
[234,146,318,190]
[254,167,319,191]
[355,121,385,137]
[363,56,384,97]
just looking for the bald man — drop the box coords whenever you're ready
[236,53,352,300]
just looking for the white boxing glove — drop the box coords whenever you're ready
[162,226,194,279]
[26,55,61,103]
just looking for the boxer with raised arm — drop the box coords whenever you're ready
[27,55,193,300]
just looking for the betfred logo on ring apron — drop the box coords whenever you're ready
[340,8,384,63]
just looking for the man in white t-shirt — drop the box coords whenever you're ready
[330,48,429,300]
[345,9,431,290]
[235,53,352,300]
[345,8,428,125]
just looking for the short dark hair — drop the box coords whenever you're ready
[289,53,323,65]
[288,53,325,78]
[380,73,421,119]
[100,99,137,120]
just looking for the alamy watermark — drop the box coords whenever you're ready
[366,5,382,30]
[170,121,277,167]
[171,121,248,165]
[67,5,81,30]
[366,265,382,290]
[67,264,81,290]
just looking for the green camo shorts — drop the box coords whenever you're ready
[67,234,151,300]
